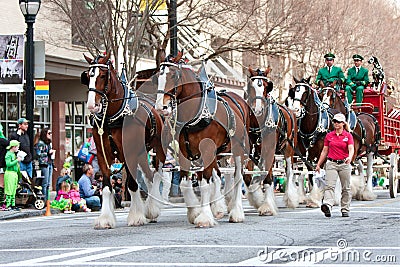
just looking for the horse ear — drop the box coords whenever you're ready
[159,48,166,62]
[174,51,183,63]
[293,76,300,83]
[83,54,93,64]
[306,76,311,84]
[248,67,255,76]
[265,66,272,76]
[104,51,111,62]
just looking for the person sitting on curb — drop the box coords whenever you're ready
[78,164,101,211]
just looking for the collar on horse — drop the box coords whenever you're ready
[297,86,330,150]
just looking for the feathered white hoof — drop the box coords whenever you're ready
[229,208,245,223]
[127,189,147,226]
[94,187,116,229]
[180,177,201,224]
[127,212,147,226]
[246,184,264,209]
[94,215,116,229]
[361,189,377,201]
[194,212,217,228]
[258,203,273,216]
[211,201,225,219]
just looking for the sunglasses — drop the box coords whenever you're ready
[332,120,343,123]
[47,132,52,135]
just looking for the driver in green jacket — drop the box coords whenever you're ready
[345,54,369,104]
[315,53,345,91]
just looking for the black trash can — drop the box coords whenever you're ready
[73,156,85,181]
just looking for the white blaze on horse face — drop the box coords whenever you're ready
[292,85,305,116]
[156,66,169,111]
[252,79,264,116]
[87,67,102,113]
[322,91,330,106]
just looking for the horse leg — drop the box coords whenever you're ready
[350,159,364,200]
[224,171,235,213]
[228,156,245,223]
[297,169,307,204]
[179,155,201,224]
[161,169,172,203]
[194,178,217,227]
[94,182,116,229]
[306,168,323,208]
[258,171,278,216]
[127,174,147,226]
[244,160,264,211]
[283,156,299,208]
[362,152,377,200]
[144,163,163,222]
[210,169,226,220]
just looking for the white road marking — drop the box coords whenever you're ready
[0,246,398,266]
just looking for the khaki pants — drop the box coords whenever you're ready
[323,161,352,213]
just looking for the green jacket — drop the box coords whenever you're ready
[5,150,19,173]
[315,66,345,86]
[346,66,369,87]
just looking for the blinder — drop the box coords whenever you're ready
[81,71,89,86]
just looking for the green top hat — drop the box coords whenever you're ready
[352,54,364,60]
[324,53,335,60]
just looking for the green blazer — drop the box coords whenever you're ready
[346,66,369,87]
[315,66,345,86]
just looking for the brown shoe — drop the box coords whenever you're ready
[321,204,331,217]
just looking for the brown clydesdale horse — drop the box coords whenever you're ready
[82,52,166,229]
[246,67,298,214]
[319,87,381,200]
[154,51,255,227]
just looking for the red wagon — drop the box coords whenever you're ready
[353,87,400,198]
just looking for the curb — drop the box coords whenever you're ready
[0,208,61,221]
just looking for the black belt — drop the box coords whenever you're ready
[328,157,345,164]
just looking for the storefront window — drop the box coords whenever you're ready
[7,92,18,120]
[0,93,5,120]
[65,101,91,156]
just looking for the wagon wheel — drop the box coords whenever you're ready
[388,153,399,198]
[34,199,45,210]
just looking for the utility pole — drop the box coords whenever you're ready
[169,0,178,56]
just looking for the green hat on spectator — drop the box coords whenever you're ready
[6,140,20,150]
[324,53,335,60]
[352,54,364,61]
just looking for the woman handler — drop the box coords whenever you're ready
[315,113,354,217]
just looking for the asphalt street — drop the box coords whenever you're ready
[0,189,399,266]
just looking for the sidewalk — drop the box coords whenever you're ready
[0,194,184,221]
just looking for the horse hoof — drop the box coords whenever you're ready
[306,202,319,208]
[94,223,113,230]
[214,212,224,220]
[258,210,272,216]
[196,222,211,228]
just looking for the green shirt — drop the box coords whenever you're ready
[346,66,369,87]
[5,151,19,173]
[315,65,345,86]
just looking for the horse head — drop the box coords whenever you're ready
[318,87,337,109]
[155,51,195,114]
[287,76,311,118]
[247,66,273,116]
[82,52,113,114]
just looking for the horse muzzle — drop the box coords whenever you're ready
[88,103,102,114]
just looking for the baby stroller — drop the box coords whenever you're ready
[15,171,46,210]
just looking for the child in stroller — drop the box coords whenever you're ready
[15,171,46,210]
